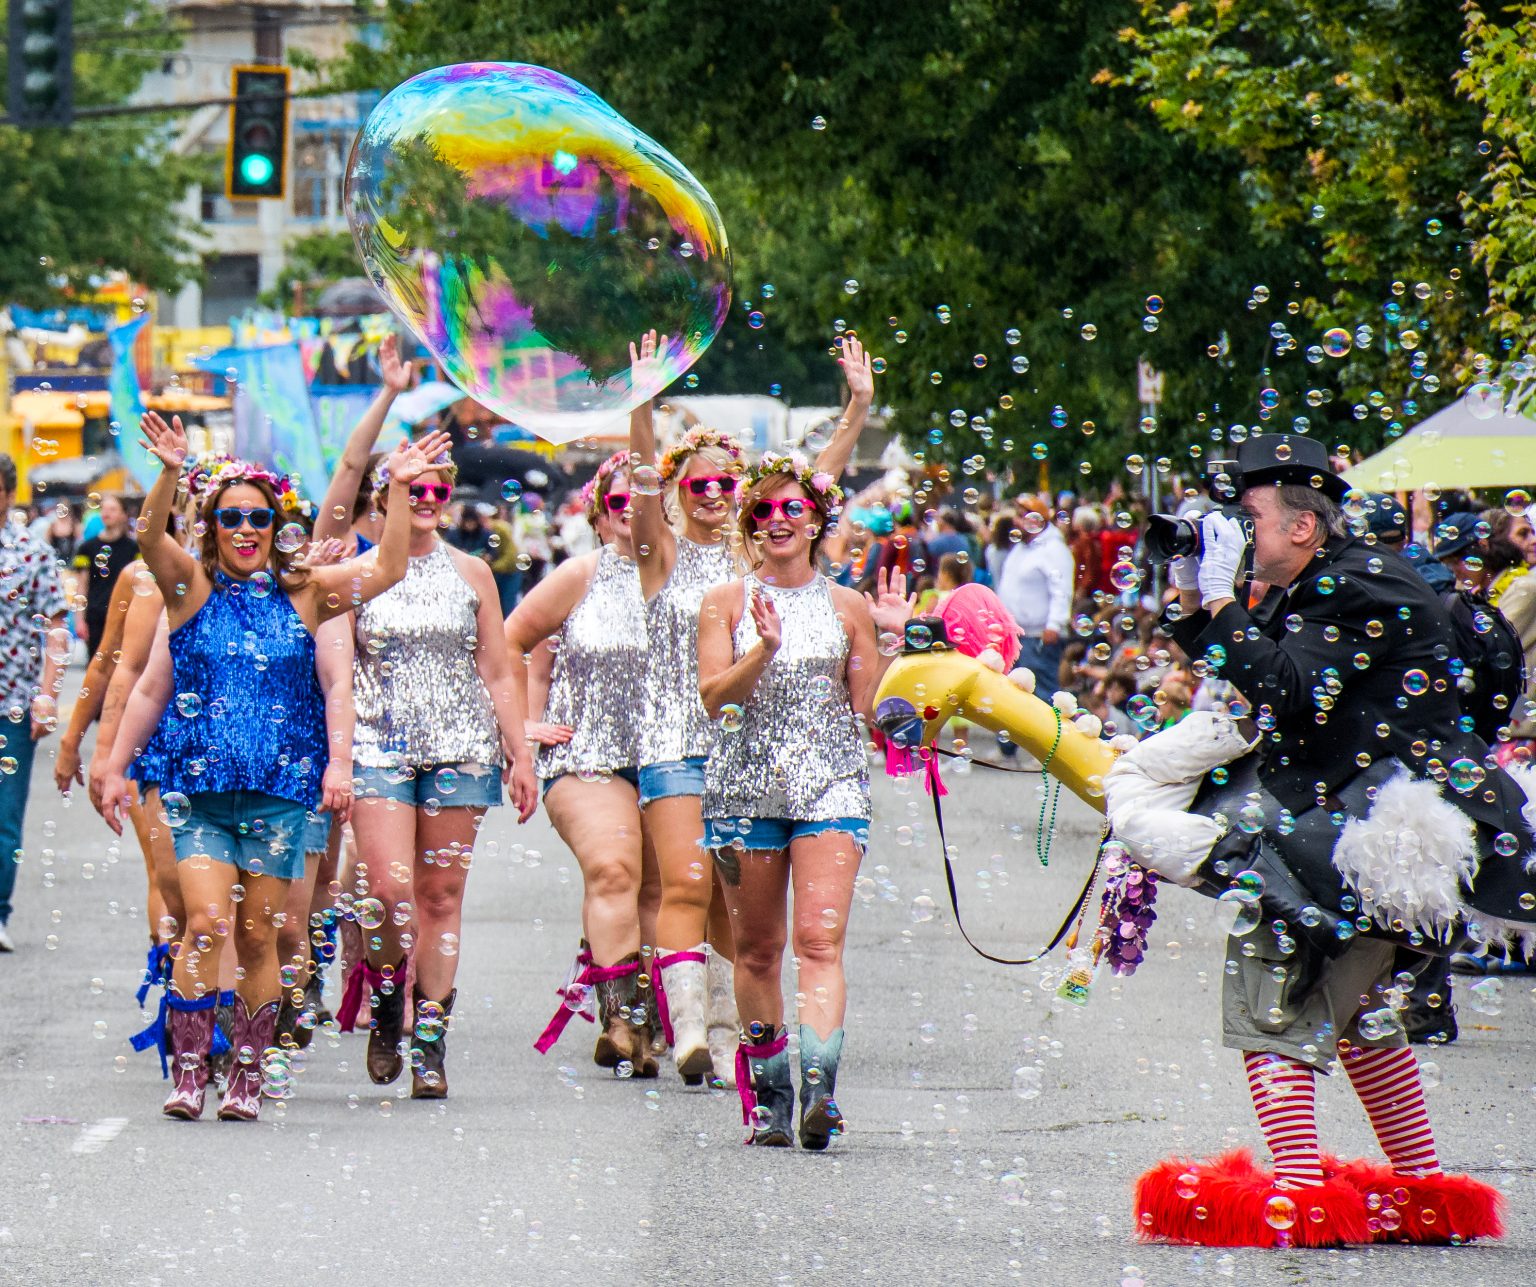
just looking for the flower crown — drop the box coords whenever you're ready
[657,428,744,484]
[199,457,300,513]
[739,451,843,510]
[580,449,632,517]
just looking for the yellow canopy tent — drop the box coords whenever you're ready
[1345,394,1536,492]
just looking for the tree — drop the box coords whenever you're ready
[328,0,1323,491]
[1119,0,1534,451]
[0,0,198,307]
[260,231,359,310]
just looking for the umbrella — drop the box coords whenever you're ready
[312,278,390,318]
[454,442,568,502]
[384,381,467,430]
[1346,391,1536,491]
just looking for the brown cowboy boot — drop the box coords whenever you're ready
[409,987,457,1099]
[367,957,409,1085]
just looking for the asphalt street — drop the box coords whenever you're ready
[3,714,1535,1286]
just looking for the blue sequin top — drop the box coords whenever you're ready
[144,571,327,807]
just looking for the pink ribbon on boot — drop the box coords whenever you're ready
[534,953,637,1054]
[336,959,386,1033]
[735,1028,789,1127]
[651,949,708,1047]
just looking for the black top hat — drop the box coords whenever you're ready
[1234,433,1350,500]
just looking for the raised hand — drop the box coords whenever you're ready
[380,333,415,394]
[750,588,782,655]
[864,566,917,636]
[629,329,670,393]
[139,411,188,470]
[386,429,454,488]
[839,335,875,406]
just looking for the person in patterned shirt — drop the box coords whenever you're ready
[0,453,70,951]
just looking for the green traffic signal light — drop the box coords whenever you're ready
[239,153,275,186]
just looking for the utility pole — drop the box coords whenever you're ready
[1138,358,1165,599]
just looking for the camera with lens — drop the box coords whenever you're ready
[1144,458,1252,563]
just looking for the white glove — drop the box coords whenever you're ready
[1196,512,1248,608]
[1169,554,1200,591]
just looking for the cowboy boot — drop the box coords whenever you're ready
[657,947,712,1086]
[797,1026,846,1151]
[593,952,652,1077]
[367,957,409,1085]
[706,952,740,1088]
[410,987,457,1100]
[741,1024,794,1147]
[640,950,670,1061]
[208,989,238,1089]
[217,996,279,1122]
[162,992,217,1120]
[305,963,332,1031]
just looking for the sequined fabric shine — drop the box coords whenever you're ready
[537,545,648,781]
[642,536,737,765]
[702,575,869,822]
[150,573,326,806]
[352,542,501,769]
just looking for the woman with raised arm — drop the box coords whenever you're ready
[336,445,539,1100]
[697,453,913,1150]
[96,413,435,1122]
[505,452,658,1077]
[628,331,876,1086]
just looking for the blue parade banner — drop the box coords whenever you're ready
[194,343,329,501]
[107,316,156,490]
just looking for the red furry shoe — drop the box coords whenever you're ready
[1326,1157,1504,1244]
[1135,1149,1372,1247]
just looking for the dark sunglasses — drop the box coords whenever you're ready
[751,497,811,523]
[213,506,275,531]
[683,474,736,497]
[603,492,632,514]
[408,482,454,504]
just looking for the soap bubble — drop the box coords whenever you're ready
[1465,382,1504,420]
[631,464,663,496]
[347,63,731,443]
[1321,327,1352,358]
[160,791,191,828]
[1263,1194,1297,1231]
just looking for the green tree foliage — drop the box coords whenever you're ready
[329,0,1526,487]
[260,231,359,310]
[1458,1,1536,378]
[1121,0,1533,448]
[0,0,197,307]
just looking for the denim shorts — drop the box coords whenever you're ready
[302,811,333,856]
[702,816,870,853]
[638,757,708,807]
[172,790,310,881]
[354,761,503,809]
[541,765,640,798]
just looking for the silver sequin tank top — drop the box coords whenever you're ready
[641,537,737,765]
[352,541,501,769]
[702,575,870,822]
[537,545,648,780]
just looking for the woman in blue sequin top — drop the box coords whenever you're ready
[97,412,443,1123]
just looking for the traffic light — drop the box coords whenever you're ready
[7,0,74,126]
[225,65,289,200]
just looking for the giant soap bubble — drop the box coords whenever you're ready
[346,63,731,443]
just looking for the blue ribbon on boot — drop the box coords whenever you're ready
[212,989,235,1057]
[130,943,175,1077]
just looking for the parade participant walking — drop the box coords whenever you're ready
[1134,433,1508,1245]
[97,414,435,1121]
[997,496,1073,695]
[697,453,913,1149]
[0,453,69,953]
[336,447,539,1100]
[74,493,139,660]
[627,331,877,1085]
[506,451,658,1075]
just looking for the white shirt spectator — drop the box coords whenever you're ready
[998,524,1073,637]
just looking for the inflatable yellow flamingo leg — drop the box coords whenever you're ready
[874,645,1118,812]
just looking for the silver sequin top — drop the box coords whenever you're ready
[641,537,737,766]
[702,574,870,822]
[352,541,501,769]
[536,545,648,781]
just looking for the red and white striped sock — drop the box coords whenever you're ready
[1342,1045,1441,1177]
[1244,1050,1324,1187]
